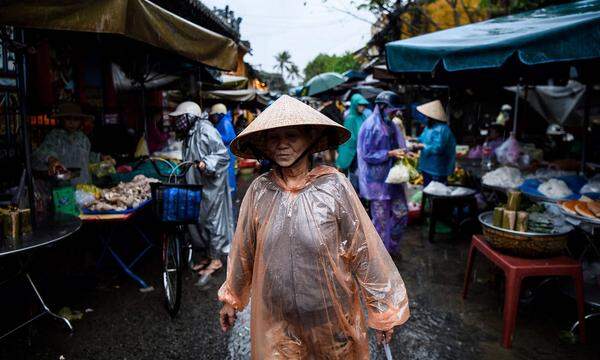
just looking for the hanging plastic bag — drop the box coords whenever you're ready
[495,133,522,166]
[402,157,420,182]
[385,161,410,184]
[134,134,150,158]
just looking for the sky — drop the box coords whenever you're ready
[202,0,376,79]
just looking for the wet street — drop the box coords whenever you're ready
[1,175,599,359]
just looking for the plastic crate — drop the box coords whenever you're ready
[150,182,202,224]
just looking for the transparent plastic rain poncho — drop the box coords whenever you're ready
[357,106,407,201]
[219,165,409,358]
[183,119,233,258]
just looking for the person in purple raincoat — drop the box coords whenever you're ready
[357,91,408,255]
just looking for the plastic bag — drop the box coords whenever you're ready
[75,190,96,209]
[134,135,150,158]
[402,157,420,182]
[467,145,483,159]
[423,181,451,196]
[450,187,471,196]
[89,161,116,178]
[495,134,522,166]
[581,180,600,194]
[385,162,409,184]
[538,178,573,199]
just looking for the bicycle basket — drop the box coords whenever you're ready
[150,183,202,224]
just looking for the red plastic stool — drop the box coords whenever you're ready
[462,235,586,348]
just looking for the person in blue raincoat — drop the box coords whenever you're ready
[357,91,408,255]
[414,100,456,186]
[211,103,237,199]
[336,93,369,187]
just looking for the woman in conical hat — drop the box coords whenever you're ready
[218,95,409,358]
[414,100,456,186]
[33,102,112,184]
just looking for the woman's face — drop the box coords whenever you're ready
[63,117,82,133]
[265,127,311,167]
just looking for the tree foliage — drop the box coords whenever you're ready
[346,0,573,51]
[273,50,301,83]
[303,52,360,82]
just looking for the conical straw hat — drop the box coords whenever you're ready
[416,100,447,122]
[231,95,350,159]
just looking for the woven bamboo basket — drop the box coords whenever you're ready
[479,212,570,258]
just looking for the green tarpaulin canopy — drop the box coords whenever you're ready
[386,0,600,74]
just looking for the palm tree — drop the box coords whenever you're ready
[274,51,292,77]
[286,63,301,82]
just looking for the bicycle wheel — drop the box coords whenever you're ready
[162,229,183,318]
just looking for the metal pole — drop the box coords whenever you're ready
[446,87,452,126]
[141,83,147,136]
[513,81,521,135]
[15,29,36,227]
[581,85,590,175]
[141,55,149,147]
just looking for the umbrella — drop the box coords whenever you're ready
[289,86,303,97]
[342,70,368,81]
[302,72,347,97]
[343,85,384,101]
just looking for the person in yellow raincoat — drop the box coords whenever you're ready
[218,95,410,358]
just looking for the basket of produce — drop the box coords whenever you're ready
[479,191,572,257]
[81,175,157,214]
[150,182,202,224]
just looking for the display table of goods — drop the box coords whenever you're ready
[479,190,573,257]
[482,167,600,201]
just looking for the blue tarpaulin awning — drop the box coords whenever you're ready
[386,0,600,74]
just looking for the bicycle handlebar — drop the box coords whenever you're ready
[136,156,199,181]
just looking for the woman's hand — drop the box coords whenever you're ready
[388,149,404,159]
[48,157,66,176]
[101,154,116,165]
[411,143,425,151]
[376,328,394,345]
[197,161,207,171]
[219,303,237,332]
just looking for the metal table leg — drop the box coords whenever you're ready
[0,268,72,341]
[96,222,154,291]
[570,312,600,333]
[427,195,437,243]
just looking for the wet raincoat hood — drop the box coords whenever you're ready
[219,165,409,358]
[336,93,370,170]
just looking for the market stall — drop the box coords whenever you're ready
[385,0,600,170]
[76,174,159,290]
[383,0,600,347]
[0,0,241,338]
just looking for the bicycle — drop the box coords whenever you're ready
[147,158,202,318]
